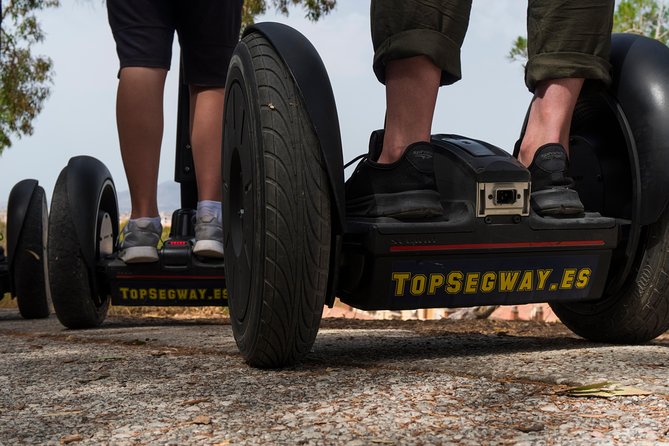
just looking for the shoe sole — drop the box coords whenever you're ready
[119,246,159,264]
[194,240,225,258]
[531,188,585,216]
[347,190,443,219]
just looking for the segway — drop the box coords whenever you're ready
[0,180,50,319]
[222,23,669,368]
[48,72,227,329]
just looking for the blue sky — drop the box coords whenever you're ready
[1,1,531,206]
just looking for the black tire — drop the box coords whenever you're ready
[551,208,669,343]
[13,186,50,319]
[49,168,113,328]
[223,33,332,367]
[549,50,669,342]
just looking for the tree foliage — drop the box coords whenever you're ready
[243,0,336,30]
[508,0,669,65]
[1,0,59,153]
[614,0,669,42]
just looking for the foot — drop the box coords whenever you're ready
[119,218,162,263]
[194,214,224,258]
[345,140,443,219]
[527,143,584,216]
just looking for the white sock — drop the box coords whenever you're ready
[131,216,162,228]
[197,200,222,224]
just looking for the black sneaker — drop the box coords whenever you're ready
[345,141,443,219]
[528,143,584,216]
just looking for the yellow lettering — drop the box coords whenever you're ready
[189,289,198,300]
[120,287,130,300]
[499,271,520,292]
[168,289,176,300]
[392,272,411,296]
[410,274,427,296]
[214,288,222,300]
[464,273,480,294]
[149,288,157,300]
[427,274,445,295]
[223,289,229,300]
[536,269,552,290]
[139,289,147,300]
[517,271,533,292]
[480,272,496,293]
[561,268,577,289]
[198,289,207,300]
[130,289,138,300]
[177,289,188,300]
[575,268,592,289]
[159,289,167,300]
[446,271,463,294]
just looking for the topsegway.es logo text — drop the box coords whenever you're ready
[391,268,592,296]
[118,287,228,302]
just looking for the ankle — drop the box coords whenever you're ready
[197,200,222,225]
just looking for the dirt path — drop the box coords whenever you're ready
[1,310,668,445]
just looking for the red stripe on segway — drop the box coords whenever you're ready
[115,275,226,280]
[389,240,606,253]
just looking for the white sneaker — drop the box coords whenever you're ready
[118,218,162,263]
[193,214,224,258]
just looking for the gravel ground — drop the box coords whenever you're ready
[1,309,668,445]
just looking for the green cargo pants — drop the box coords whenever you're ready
[371,0,614,91]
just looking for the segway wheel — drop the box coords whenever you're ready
[551,208,669,343]
[49,168,115,328]
[223,32,332,367]
[12,186,50,319]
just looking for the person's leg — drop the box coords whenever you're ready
[189,85,225,202]
[380,56,441,164]
[188,85,226,257]
[522,0,614,215]
[517,77,584,167]
[371,0,471,164]
[115,67,167,262]
[116,67,168,219]
[177,0,241,257]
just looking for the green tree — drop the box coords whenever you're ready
[1,0,60,153]
[243,0,336,28]
[0,0,336,153]
[507,0,669,64]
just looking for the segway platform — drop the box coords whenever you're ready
[105,242,227,307]
[339,135,620,310]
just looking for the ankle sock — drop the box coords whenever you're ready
[131,216,162,229]
[197,200,222,225]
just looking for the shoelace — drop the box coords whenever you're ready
[344,153,367,170]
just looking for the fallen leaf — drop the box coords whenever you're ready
[557,381,652,398]
[193,415,211,425]
[60,434,83,444]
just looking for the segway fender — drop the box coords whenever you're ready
[65,156,119,269]
[243,22,345,232]
[6,179,39,271]
[610,34,669,225]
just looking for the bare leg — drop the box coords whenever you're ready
[380,56,441,164]
[517,78,584,167]
[116,67,167,219]
[189,86,225,202]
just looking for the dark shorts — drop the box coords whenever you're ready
[107,0,242,86]
[371,0,614,92]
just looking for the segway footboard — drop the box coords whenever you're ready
[105,251,227,307]
[339,136,620,310]
[339,216,618,310]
